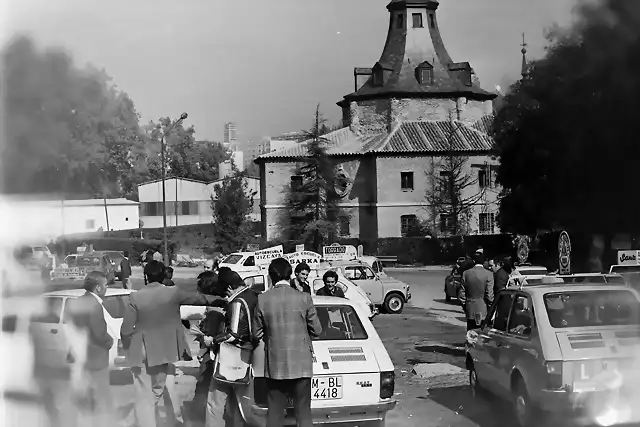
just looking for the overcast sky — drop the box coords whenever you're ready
[3,0,578,145]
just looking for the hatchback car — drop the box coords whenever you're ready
[229,297,397,427]
[30,288,134,372]
[220,252,259,273]
[466,282,640,427]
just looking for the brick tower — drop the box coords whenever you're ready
[338,0,496,134]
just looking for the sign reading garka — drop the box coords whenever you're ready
[322,243,357,261]
[254,245,284,267]
[283,251,322,268]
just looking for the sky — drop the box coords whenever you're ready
[3,0,579,146]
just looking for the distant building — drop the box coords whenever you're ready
[223,122,237,148]
[138,177,261,228]
[246,134,304,169]
[256,0,500,241]
[0,196,139,241]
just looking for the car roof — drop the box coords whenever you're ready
[225,252,252,257]
[516,283,633,295]
[312,295,356,306]
[43,288,134,298]
[330,260,366,267]
[557,273,604,277]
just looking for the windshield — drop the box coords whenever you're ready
[611,265,640,274]
[222,254,243,264]
[76,256,102,267]
[561,275,606,284]
[543,290,640,328]
[313,305,368,341]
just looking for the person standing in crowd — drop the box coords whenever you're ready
[153,250,163,263]
[291,262,311,294]
[494,256,513,295]
[203,259,215,272]
[253,258,322,427]
[65,271,115,427]
[121,250,132,289]
[459,252,494,331]
[204,267,259,427]
[163,267,176,287]
[190,271,226,422]
[316,270,345,298]
[120,261,227,427]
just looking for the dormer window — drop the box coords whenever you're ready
[397,13,404,29]
[415,61,434,85]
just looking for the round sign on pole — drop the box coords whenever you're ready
[515,235,530,265]
[558,231,571,275]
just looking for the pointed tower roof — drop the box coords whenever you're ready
[520,33,530,79]
[340,0,496,104]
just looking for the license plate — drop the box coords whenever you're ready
[286,376,343,406]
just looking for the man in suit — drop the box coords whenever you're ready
[121,250,132,289]
[315,270,345,298]
[65,271,115,427]
[494,256,514,296]
[253,258,322,427]
[459,252,495,331]
[120,261,227,427]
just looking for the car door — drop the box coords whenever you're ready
[475,292,515,395]
[243,274,267,293]
[29,296,68,366]
[345,266,384,304]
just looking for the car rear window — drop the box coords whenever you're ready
[543,290,640,328]
[77,256,102,267]
[313,305,368,341]
[561,276,606,284]
[222,254,243,265]
[605,275,627,285]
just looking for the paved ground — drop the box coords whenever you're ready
[31,266,524,427]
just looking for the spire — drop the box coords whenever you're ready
[520,33,529,79]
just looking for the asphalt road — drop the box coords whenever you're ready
[29,267,529,427]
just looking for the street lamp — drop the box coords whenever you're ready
[161,112,188,266]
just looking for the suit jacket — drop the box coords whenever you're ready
[494,268,510,295]
[253,281,322,380]
[214,287,259,345]
[460,265,494,321]
[120,258,132,279]
[67,292,114,371]
[120,282,225,367]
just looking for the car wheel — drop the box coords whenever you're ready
[383,293,405,314]
[513,377,537,427]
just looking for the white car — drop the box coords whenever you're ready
[219,252,260,274]
[30,288,134,371]
[232,296,397,426]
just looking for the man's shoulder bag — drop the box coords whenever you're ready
[212,297,253,385]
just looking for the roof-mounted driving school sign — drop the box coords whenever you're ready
[254,245,284,267]
[558,231,571,275]
[284,251,322,268]
[617,250,640,266]
[322,243,358,261]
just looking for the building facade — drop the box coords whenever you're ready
[256,0,500,241]
[1,197,139,241]
[223,122,237,148]
[138,177,260,228]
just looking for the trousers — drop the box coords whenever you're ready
[266,377,312,427]
[130,362,181,427]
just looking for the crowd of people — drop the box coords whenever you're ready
[36,255,343,427]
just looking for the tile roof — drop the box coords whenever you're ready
[256,120,494,161]
[471,114,493,135]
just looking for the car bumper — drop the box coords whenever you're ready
[250,401,397,425]
[538,388,640,425]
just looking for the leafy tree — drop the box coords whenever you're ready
[1,35,145,197]
[425,120,483,236]
[211,168,256,253]
[493,0,640,236]
[280,105,346,252]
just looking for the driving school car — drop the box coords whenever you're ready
[232,297,397,427]
[466,282,640,427]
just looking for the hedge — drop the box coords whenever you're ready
[52,237,178,264]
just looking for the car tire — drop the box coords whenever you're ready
[513,377,537,427]
[383,293,405,314]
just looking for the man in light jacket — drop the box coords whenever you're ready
[253,258,322,427]
[459,252,494,331]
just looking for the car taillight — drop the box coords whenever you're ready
[254,377,268,407]
[380,371,395,399]
[545,361,563,389]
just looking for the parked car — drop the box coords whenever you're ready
[466,281,640,427]
[328,260,410,314]
[233,296,397,427]
[51,251,116,284]
[29,288,134,373]
[358,256,389,279]
[219,252,259,274]
[608,264,640,290]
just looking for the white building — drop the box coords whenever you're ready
[138,177,261,229]
[0,196,139,242]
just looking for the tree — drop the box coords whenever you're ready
[1,35,146,197]
[493,0,640,235]
[425,119,484,236]
[211,168,256,253]
[280,105,346,252]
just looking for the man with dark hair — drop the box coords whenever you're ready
[316,270,345,298]
[291,262,311,294]
[65,270,115,427]
[163,267,176,287]
[120,260,227,427]
[121,250,132,289]
[494,256,514,295]
[204,267,259,426]
[253,258,322,427]
[459,252,494,331]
